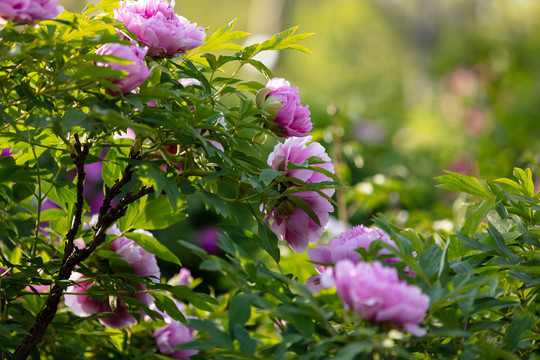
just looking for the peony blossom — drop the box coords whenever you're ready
[65,231,161,329]
[114,0,205,58]
[308,225,398,273]
[256,78,312,138]
[264,136,334,253]
[0,0,63,23]
[178,78,202,87]
[332,260,429,336]
[152,300,197,359]
[95,42,151,94]
[168,267,192,287]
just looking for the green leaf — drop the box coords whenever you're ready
[201,192,230,218]
[332,343,371,360]
[187,319,234,350]
[199,258,225,272]
[436,170,492,197]
[513,167,534,197]
[419,244,443,279]
[152,292,186,324]
[504,315,531,350]
[168,285,217,312]
[228,294,252,333]
[130,195,187,230]
[102,147,128,188]
[197,19,249,52]
[259,169,282,186]
[124,231,181,266]
[257,219,280,263]
[487,222,520,264]
[461,198,497,236]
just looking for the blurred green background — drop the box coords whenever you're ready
[59,0,540,272]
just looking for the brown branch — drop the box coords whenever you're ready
[14,145,154,360]
[63,134,88,263]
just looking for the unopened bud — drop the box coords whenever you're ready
[256,87,274,108]
[262,97,283,120]
[276,198,296,219]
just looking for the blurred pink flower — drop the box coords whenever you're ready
[448,66,478,98]
[95,42,151,94]
[0,0,63,23]
[114,0,205,58]
[65,232,160,328]
[152,300,197,359]
[257,78,312,138]
[332,260,429,336]
[264,136,335,253]
[169,267,191,287]
[196,226,221,254]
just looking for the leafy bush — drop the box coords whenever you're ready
[0,1,538,359]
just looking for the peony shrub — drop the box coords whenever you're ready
[0,2,537,360]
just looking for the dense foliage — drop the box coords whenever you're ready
[0,1,539,359]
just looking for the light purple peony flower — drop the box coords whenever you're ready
[95,42,151,94]
[332,260,429,336]
[114,0,205,58]
[169,267,191,287]
[264,136,335,253]
[0,0,63,23]
[256,78,312,138]
[153,300,198,360]
[178,78,202,87]
[308,225,398,274]
[65,231,161,328]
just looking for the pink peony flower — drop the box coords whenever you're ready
[308,225,398,274]
[256,78,312,138]
[95,42,151,94]
[153,300,198,359]
[168,267,191,287]
[332,260,429,336]
[264,136,335,253]
[178,78,202,87]
[0,0,63,23]
[114,0,205,58]
[65,232,161,328]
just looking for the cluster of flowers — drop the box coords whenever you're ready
[95,0,205,94]
[306,225,429,336]
[64,220,197,359]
